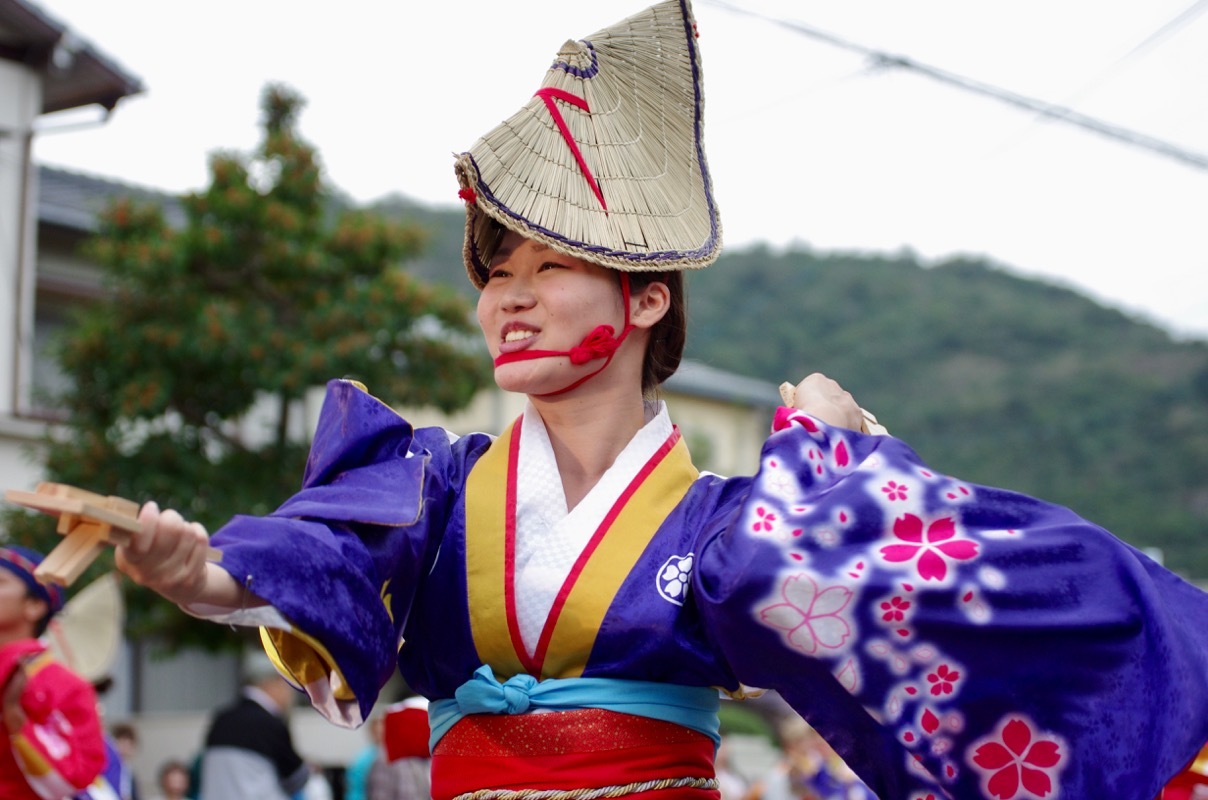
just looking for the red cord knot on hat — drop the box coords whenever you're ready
[568,325,624,365]
[458,186,477,205]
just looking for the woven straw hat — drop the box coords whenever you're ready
[43,572,124,684]
[456,0,722,288]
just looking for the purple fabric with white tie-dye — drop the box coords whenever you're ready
[695,406,1208,799]
[211,381,1208,800]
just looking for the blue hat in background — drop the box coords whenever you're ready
[0,546,64,616]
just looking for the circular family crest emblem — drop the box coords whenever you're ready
[657,553,695,606]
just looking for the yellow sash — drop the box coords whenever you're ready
[465,417,698,679]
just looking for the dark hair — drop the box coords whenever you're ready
[111,722,139,743]
[25,590,51,638]
[627,271,686,394]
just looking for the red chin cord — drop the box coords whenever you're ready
[492,273,636,397]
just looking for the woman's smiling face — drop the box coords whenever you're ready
[0,567,43,640]
[476,230,624,395]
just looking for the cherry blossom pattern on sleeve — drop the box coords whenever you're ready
[742,407,1073,798]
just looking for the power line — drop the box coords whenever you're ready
[1124,0,1208,59]
[1048,0,1208,121]
[705,0,1208,171]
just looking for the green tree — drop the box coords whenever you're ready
[5,84,488,649]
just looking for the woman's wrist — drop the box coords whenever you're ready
[174,562,242,610]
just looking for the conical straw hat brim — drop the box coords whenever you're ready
[42,572,125,683]
[457,0,721,287]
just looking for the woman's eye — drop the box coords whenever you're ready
[540,261,568,272]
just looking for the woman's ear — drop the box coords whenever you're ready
[630,280,671,330]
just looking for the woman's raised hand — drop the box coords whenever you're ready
[115,502,212,606]
[784,373,865,431]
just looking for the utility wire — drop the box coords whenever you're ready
[1123,0,1208,60]
[1047,0,1208,122]
[705,0,1208,171]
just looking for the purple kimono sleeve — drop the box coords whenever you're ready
[694,406,1208,800]
[210,379,437,725]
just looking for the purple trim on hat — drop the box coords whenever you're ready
[678,0,721,255]
[553,40,600,79]
[466,0,720,277]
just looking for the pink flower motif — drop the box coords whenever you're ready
[881,514,979,581]
[759,574,853,655]
[880,595,911,623]
[882,480,909,501]
[752,506,777,533]
[927,663,960,696]
[970,718,1064,799]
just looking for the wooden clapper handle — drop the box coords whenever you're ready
[778,382,889,436]
[3,482,222,588]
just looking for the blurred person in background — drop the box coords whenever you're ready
[149,760,189,800]
[109,722,142,800]
[757,716,874,800]
[344,714,384,800]
[0,545,106,799]
[714,737,750,800]
[198,659,307,800]
[297,763,333,800]
[75,721,141,800]
[370,697,430,800]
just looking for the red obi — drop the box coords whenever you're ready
[430,708,719,800]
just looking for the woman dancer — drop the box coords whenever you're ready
[114,2,1208,798]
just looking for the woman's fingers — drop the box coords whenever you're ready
[116,501,210,605]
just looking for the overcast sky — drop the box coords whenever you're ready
[29,0,1208,341]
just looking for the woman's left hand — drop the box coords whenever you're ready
[785,373,864,431]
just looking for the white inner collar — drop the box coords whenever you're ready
[512,400,672,657]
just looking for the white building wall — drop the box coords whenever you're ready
[0,61,47,493]
[0,416,48,493]
[0,59,41,420]
[663,394,769,476]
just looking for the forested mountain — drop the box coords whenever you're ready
[373,195,1208,578]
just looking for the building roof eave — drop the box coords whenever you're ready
[0,0,144,114]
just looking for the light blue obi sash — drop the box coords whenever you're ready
[428,665,721,750]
